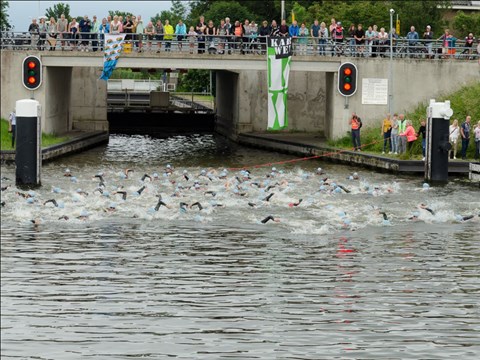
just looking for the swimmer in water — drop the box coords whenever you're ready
[1,201,5,207]
[204,191,216,197]
[190,202,203,210]
[76,189,89,196]
[64,169,72,177]
[248,202,257,208]
[1,185,9,191]
[114,191,127,200]
[288,199,303,207]
[141,174,152,182]
[124,168,134,178]
[154,197,171,211]
[43,199,58,207]
[263,193,274,202]
[94,174,104,183]
[136,185,146,195]
[261,215,280,224]
[58,215,69,220]
[419,203,435,215]
[179,202,189,213]
[337,184,351,193]
[316,167,325,175]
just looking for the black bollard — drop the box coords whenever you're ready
[425,100,453,183]
[15,99,41,189]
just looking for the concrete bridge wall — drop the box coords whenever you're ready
[2,50,478,140]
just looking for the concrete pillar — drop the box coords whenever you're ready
[70,67,108,131]
[215,70,239,139]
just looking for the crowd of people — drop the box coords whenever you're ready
[22,13,479,58]
[350,113,480,160]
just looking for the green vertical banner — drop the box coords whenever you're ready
[267,37,292,130]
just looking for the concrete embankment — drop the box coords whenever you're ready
[237,132,470,175]
[1,131,109,164]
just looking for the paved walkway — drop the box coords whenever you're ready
[238,132,471,174]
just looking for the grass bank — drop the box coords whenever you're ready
[328,82,480,160]
[1,119,70,151]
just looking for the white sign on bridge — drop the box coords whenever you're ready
[362,78,388,105]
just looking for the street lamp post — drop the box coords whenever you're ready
[389,8,395,115]
[281,0,285,22]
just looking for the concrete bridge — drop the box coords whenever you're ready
[1,50,478,140]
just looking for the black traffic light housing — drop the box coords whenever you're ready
[337,62,357,97]
[22,55,42,90]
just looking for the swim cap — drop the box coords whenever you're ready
[26,198,34,204]
[68,176,76,182]
[109,202,117,209]
[53,187,61,193]
[80,210,89,217]
[28,190,36,197]
[153,173,159,178]
[423,183,430,189]
[272,167,277,172]
[65,168,70,173]
[166,164,172,168]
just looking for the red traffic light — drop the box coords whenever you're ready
[22,56,42,90]
[337,62,357,97]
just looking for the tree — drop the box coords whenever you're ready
[108,10,133,19]
[204,1,255,25]
[171,0,187,21]
[178,69,210,93]
[453,10,480,38]
[45,2,71,21]
[0,0,12,31]
[151,10,176,26]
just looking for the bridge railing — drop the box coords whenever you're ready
[1,31,478,60]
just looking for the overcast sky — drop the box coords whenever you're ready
[8,1,173,31]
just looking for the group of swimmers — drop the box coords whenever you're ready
[1,164,478,228]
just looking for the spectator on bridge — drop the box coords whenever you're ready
[289,19,299,53]
[460,116,471,160]
[144,21,155,52]
[423,25,434,59]
[98,18,109,50]
[332,22,344,56]
[110,15,122,35]
[224,17,233,53]
[163,19,174,52]
[188,26,196,54]
[378,28,389,56]
[438,29,455,59]
[347,24,356,56]
[461,33,475,59]
[389,28,398,53]
[298,22,308,55]
[155,19,164,52]
[474,120,480,159]
[196,16,207,54]
[91,15,99,52]
[123,15,133,41]
[279,19,289,37]
[47,17,57,51]
[68,17,79,50]
[242,19,251,54]
[449,119,460,159]
[349,113,362,151]
[175,19,187,52]
[57,14,69,49]
[380,113,392,154]
[371,25,379,57]
[329,18,336,36]
[365,25,374,57]
[310,19,320,54]
[79,15,91,51]
[206,20,216,53]
[354,24,365,57]
[319,22,329,56]
[406,26,419,58]
[270,20,280,37]
[135,15,144,52]
[232,20,243,52]
[38,17,47,50]
[118,16,124,32]
[259,20,270,55]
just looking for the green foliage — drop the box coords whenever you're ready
[151,11,176,26]
[171,0,187,22]
[110,68,163,80]
[0,0,11,31]
[44,2,71,22]
[204,1,255,25]
[177,69,211,93]
[453,10,480,38]
[328,82,480,159]
[1,119,69,151]
[108,10,133,19]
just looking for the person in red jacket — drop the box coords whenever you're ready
[400,120,417,154]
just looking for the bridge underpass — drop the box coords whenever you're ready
[1,50,478,140]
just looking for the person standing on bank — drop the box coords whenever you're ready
[460,115,471,160]
[8,110,16,148]
[397,114,407,154]
[390,113,399,154]
[449,119,460,159]
[401,120,418,155]
[417,119,427,160]
[381,113,392,154]
[349,113,362,151]
[474,120,480,160]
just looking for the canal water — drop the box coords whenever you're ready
[1,134,479,359]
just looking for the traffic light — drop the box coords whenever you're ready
[337,62,357,97]
[22,56,42,90]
